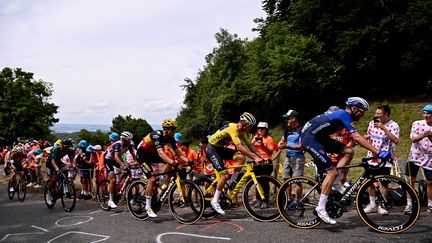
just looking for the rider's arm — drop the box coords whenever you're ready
[237,143,264,161]
[157,147,176,165]
[351,131,379,154]
[114,151,124,169]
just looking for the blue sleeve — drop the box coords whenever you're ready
[325,110,357,133]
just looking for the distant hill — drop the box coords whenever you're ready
[52,123,163,133]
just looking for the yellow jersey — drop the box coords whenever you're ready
[208,123,251,147]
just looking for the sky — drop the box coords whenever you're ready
[0,0,265,125]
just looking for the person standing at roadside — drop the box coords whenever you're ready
[363,105,400,215]
[405,103,432,213]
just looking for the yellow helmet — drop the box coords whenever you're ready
[162,119,177,128]
[54,139,62,146]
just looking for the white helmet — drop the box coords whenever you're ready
[240,112,256,126]
[120,131,133,140]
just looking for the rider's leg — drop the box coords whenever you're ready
[145,176,157,209]
[108,173,117,202]
[227,153,245,185]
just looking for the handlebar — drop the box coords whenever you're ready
[361,156,392,169]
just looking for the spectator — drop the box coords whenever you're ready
[405,103,432,213]
[363,105,400,215]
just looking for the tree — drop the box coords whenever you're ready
[77,129,110,147]
[0,67,58,145]
[111,115,153,145]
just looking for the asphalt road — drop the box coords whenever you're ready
[0,181,431,243]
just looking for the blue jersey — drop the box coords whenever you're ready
[284,127,304,158]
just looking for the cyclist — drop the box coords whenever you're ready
[300,97,391,224]
[8,145,27,192]
[104,131,136,209]
[45,139,75,204]
[136,118,190,218]
[206,112,265,215]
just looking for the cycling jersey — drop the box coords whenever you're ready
[301,109,356,170]
[208,123,251,147]
[46,146,75,173]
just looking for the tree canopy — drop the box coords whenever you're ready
[0,68,58,145]
[111,115,153,145]
[177,0,432,139]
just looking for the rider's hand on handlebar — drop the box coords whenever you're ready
[254,157,264,165]
[377,150,391,160]
[171,162,180,169]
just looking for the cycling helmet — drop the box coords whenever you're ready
[86,145,95,153]
[162,119,178,128]
[174,132,183,142]
[345,97,369,111]
[240,112,256,126]
[13,145,25,153]
[120,131,133,140]
[422,103,432,113]
[54,139,62,147]
[78,140,88,148]
[62,139,73,146]
[109,132,120,141]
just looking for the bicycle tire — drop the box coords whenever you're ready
[96,179,111,211]
[7,179,15,200]
[61,179,76,212]
[168,180,205,224]
[126,180,149,221]
[243,175,281,222]
[356,175,420,234]
[277,176,322,229]
[44,180,56,209]
[17,176,26,202]
[194,177,218,219]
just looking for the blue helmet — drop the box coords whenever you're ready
[422,104,432,113]
[109,132,120,141]
[32,149,42,155]
[78,140,88,148]
[174,132,183,142]
[345,97,369,111]
[86,145,95,153]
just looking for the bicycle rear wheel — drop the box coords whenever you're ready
[277,176,322,229]
[61,180,76,212]
[356,175,420,234]
[7,179,15,200]
[243,175,281,222]
[96,179,111,211]
[126,180,149,221]
[193,177,218,219]
[168,180,204,224]
[17,176,26,202]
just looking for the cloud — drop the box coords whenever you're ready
[0,0,264,125]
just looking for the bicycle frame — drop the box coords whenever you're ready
[208,162,265,201]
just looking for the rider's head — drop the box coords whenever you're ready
[162,118,177,136]
[120,131,133,144]
[345,97,369,121]
[239,112,256,130]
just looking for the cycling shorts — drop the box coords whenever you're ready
[205,143,238,171]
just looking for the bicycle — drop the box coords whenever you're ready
[96,167,136,210]
[126,164,205,224]
[276,157,420,234]
[7,169,26,202]
[195,161,281,222]
[43,170,77,212]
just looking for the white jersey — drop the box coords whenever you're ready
[408,120,432,170]
[367,119,400,167]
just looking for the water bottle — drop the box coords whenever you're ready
[339,181,352,194]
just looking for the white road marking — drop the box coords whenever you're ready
[31,225,49,232]
[156,232,231,243]
[47,231,110,243]
[90,210,103,214]
[55,216,94,227]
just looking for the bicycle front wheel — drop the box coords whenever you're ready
[277,176,322,229]
[243,175,281,222]
[17,176,26,202]
[193,177,218,219]
[44,180,56,209]
[168,180,205,224]
[61,180,76,212]
[126,180,149,221]
[96,179,111,211]
[7,179,15,200]
[356,175,420,234]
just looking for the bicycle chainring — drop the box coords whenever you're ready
[327,201,344,218]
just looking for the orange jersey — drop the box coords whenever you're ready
[252,135,279,160]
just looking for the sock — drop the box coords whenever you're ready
[109,194,114,201]
[428,199,432,207]
[316,194,328,211]
[145,196,152,209]
[369,196,376,206]
[407,199,413,206]
[212,190,222,204]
